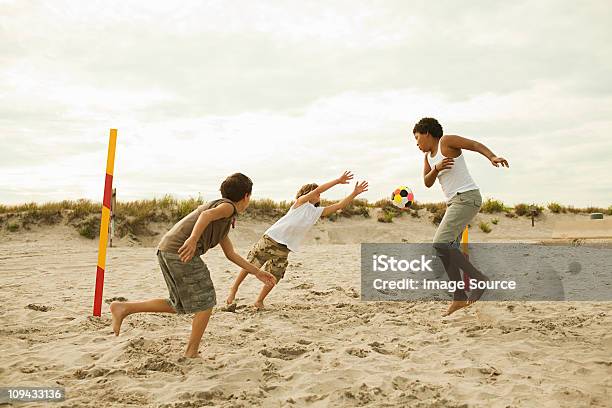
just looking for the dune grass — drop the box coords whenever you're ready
[373,199,412,223]
[420,202,446,225]
[513,203,545,217]
[547,202,565,213]
[376,202,400,223]
[1,197,609,235]
[246,199,292,219]
[478,221,492,233]
[480,198,507,213]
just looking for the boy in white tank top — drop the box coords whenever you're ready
[226,171,369,309]
[414,117,509,316]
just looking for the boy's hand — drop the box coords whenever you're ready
[353,181,369,196]
[178,237,197,263]
[490,156,509,168]
[337,171,354,184]
[434,158,454,172]
[254,270,277,287]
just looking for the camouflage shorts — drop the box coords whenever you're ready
[157,250,216,314]
[247,235,290,282]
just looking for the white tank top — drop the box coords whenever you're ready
[265,202,324,252]
[427,148,478,201]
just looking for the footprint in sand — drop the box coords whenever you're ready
[309,289,334,296]
[73,366,110,379]
[241,327,256,333]
[260,345,308,360]
[346,347,370,358]
[105,296,128,304]
[262,360,281,381]
[292,282,314,290]
[26,304,50,312]
[164,391,224,408]
[444,365,501,383]
[138,357,184,374]
[368,341,391,355]
[346,287,360,298]
[391,376,446,400]
[340,383,385,406]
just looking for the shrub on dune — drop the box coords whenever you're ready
[479,221,492,233]
[547,202,565,213]
[480,198,506,213]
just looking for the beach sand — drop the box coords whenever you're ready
[1,212,611,407]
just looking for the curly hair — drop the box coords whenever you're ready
[295,183,318,199]
[413,117,443,138]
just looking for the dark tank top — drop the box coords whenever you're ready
[157,198,237,256]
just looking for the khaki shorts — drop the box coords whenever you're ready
[246,235,290,282]
[157,250,216,314]
[433,189,482,244]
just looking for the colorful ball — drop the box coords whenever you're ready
[391,186,414,209]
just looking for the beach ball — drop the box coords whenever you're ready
[391,186,414,209]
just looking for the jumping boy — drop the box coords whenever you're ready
[413,117,509,316]
[226,171,368,309]
[110,173,276,358]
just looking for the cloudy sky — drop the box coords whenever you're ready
[1,0,611,207]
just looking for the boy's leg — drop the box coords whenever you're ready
[433,192,482,316]
[433,243,469,317]
[227,236,267,305]
[226,269,249,304]
[110,298,175,336]
[174,256,216,358]
[184,308,212,358]
[447,246,489,304]
[254,282,275,309]
[157,250,216,357]
[254,255,286,309]
[433,244,467,301]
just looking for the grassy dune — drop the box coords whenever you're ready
[0,197,610,239]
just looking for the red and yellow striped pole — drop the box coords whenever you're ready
[93,129,117,317]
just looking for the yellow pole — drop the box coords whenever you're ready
[461,226,470,288]
[461,225,469,256]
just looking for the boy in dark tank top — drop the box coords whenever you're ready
[110,173,276,358]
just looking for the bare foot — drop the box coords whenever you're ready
[253,301,265,310]
[468,275,489,305]
[468,287,486,305]
[226,290,236,305]
[110,301,128,336]
[184,347,200,358]
[442,300,469,317]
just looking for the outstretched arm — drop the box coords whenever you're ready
[321,181,368,217]
[444,135,509,167]
[219,236,277,287]
[294,170,354,207]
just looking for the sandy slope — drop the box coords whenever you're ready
[0,214,611,407]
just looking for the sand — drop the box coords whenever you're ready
[1,212,611,407]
